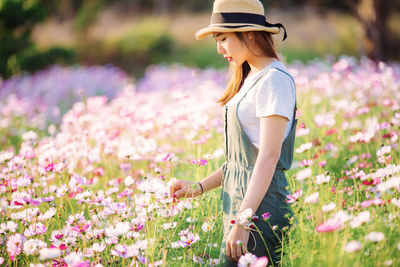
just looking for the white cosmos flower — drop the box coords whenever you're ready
[213,148,224,158]
[162,222,177,230]
[296,168,312,181]
[322,202,336,213]
[377,176,400,192]
[115,221,130,236]
[350,211,370,228]
[304,192,319,204]
[22,131,38,141]
[384,260,393,266]
[7,221,18,232]
[64,252,82,264]
[91,242,106,253]
[124,176,135,186]
[237,253,258,267]
[364,231,385,242]
[201,222,214,232]
[316,174,331,184]
[39,248,61,260]
[344,240,362,253]
[391,198,400,208]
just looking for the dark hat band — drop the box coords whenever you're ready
[211,12,266,26]
[211,12,287,41]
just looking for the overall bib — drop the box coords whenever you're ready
[219,67,297,266]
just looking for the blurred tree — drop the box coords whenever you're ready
[344,0,399,61]
[73,0,103,35]
[40,0,83,21]
[154,0,170,14]
[0,0,75,78]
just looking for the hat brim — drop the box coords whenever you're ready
[195,23,280,40]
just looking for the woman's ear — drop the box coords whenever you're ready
[245,32,254,41]
[246,32,257,49]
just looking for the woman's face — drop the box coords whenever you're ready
[213,32,250,66]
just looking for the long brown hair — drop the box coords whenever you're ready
[217,31,279,106]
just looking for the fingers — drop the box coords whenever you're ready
[226,242,231,262]
[226,241,245,262]
[169,180,183,197]
[173,188,186,199]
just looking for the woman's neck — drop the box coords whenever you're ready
[247,56,276,76]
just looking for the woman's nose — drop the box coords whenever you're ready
[217,42,225,54]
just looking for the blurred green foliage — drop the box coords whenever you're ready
[73,0,103,33]
[0,0,75,78]
[78,18,175,77]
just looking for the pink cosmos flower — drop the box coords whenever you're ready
[93,167,105,176]
[318,160,327,167]
[286,188,303,203]
[6,233,26,261]
[72,224,91,233]
[20,145,36,159]
[24,223,47,236]
[316,219,342,232]
[102,202,127,215]
[117,188,133,199]
[298,159,313,167]
[238,253,269,267]
[111,244,128,258]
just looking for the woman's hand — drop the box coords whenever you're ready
[226,224,250,262]
[169,180,202,200]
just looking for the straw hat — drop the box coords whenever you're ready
[195,0,287,40]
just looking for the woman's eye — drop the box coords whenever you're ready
[221,38,226,41]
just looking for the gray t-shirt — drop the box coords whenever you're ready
[226,60,296,148]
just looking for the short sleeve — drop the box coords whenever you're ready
[255,69,296,120]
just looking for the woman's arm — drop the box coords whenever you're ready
[238,115,288,214]
[200,165,224,193]
[170,164,224,199]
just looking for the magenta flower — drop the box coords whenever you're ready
[162,152,175,162]
[262,212,271,221]
[286,188,303,203]
[45,162,55,172]
[192,159,208,166]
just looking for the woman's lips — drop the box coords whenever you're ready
[224,56,233,62]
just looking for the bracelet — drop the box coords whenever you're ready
[230,208,259,230]
[197,181,204,195]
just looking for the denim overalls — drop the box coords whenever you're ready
[219,67,297,266]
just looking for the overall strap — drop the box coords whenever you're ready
[240,67,272,101]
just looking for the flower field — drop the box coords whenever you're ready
[0,57,399,266]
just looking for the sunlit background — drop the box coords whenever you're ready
[1,0,399,79]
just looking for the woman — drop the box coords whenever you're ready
[169,0,297,266]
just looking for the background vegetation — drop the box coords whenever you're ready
[1,0,400,79]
